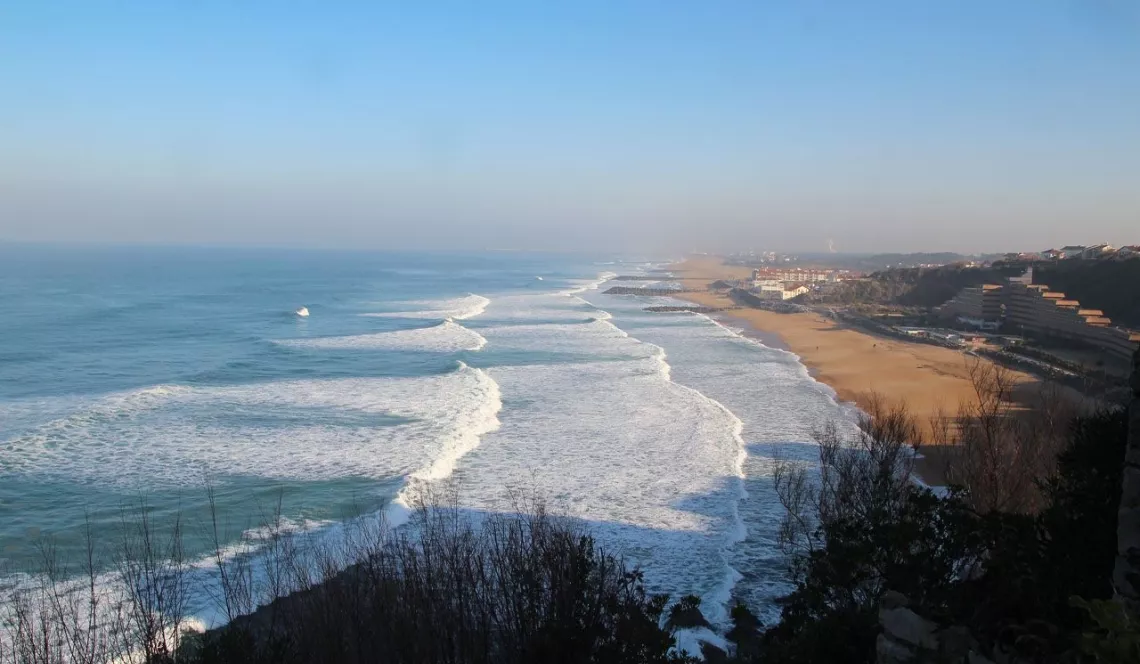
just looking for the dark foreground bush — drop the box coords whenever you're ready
[1,498,697,664]
[755,402,1129,664]
[187,503,691,664]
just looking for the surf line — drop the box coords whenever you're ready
[586,303,750,627]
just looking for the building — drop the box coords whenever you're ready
[1117,245,1140,259]
[754,283,809,300]
[1003,281,1138,365]
[1081,243,1115,260]
[750,267,843,284]
[1060,245,1086,259]
[940,284,1004,322]
[1007,267,1033,285]
[1041,248,1064,260]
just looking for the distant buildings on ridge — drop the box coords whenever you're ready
[1006,243,1139,264]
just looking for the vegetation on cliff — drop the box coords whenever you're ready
[804,264,1022,308]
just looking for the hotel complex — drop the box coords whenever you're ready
[939,271,1140,365]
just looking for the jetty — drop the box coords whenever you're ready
[644,305,738,314]
[603,286,696,296]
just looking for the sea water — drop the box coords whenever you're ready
[0,245,852,628]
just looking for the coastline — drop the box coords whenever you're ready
[666,257,1037,483]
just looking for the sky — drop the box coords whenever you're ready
[1,1,1138,254]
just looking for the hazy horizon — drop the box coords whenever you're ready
[2,2,1138,254]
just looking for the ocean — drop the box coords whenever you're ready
[0,245,852,628]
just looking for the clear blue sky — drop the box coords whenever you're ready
[1,1,1138,253]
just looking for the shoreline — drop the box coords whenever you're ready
[699,312,792,355]
[664,257,1040,484]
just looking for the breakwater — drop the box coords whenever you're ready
[603,286,695,296]
[644,305,737,314]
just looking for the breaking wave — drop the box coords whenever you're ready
[362,294,490,320]
[275,320,487,353]
[443,287,749,627]
[1,363,502,489]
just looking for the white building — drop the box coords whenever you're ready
[754,284,809,300]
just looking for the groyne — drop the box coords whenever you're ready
[602,286,696,296]
[644,305,737,314]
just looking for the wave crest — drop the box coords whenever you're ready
[276,320,487,353]
[1,363,503,488]
[362,294,490,321]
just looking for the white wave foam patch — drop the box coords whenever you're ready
[362,294,490,320]
[649,341,749,626]
[482,318,653,359]
[474,291,600,322]
[581,296,854,620]
[276,320,487,352]
[1,364,503,489]
[448,292,746,627]
[562,272,616,295]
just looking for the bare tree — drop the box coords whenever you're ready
[775,393,922,569]
[942,360,1074,513]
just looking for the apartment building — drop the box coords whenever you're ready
[750,268,841,284]
[1004,282,1139,364]
[940,284,1004,321]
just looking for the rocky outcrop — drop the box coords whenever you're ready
[1114,347,1140,609]
[876,592,993,664]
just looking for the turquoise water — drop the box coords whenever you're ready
[0,245,851,626]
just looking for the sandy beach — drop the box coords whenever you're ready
[668,257,1026,456]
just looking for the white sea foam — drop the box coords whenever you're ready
[276,320,487,352]
[447,289,749,627]
[362,294,490,320]
[467,291,596,323]
[0,363,502,489]
[578,292,856,619]
[562,272,616,295]
[482,317,652,358]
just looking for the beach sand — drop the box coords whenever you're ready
[667,257,1033,482]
